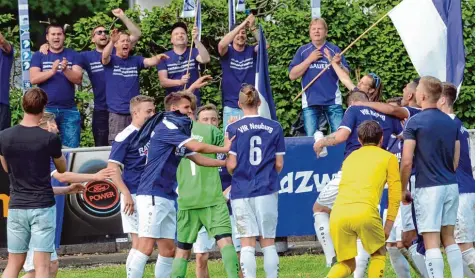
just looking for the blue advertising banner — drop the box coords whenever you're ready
[0,137,392,246]
[275,137,388,236]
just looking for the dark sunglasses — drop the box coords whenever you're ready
[95,30,109,35]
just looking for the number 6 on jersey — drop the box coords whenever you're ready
[249,136,262,165]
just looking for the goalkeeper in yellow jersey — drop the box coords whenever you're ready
[327,120,401,278]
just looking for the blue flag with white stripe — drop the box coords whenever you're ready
[236,0,246,12]
[181,0,195,18]
[255,25,277,120]
[196,0,202,41]
[311,0,321,18]
[389,0,465,94]
[229,0,235,32]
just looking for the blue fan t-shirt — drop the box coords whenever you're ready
[339,106,402,159]
[137,115,194,200]
[157,48,200,105]
[226,116,286,199]
[80,50,107,111]
[288,41,350,108]
[403,108,458,188]
[103,55,145,114]
[220,45,256,108]
[450,114,475,194]
[31,48,81,108]
[0,47,13,106]
[109,124,149,194]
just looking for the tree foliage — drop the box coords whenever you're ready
[1,0,474,147]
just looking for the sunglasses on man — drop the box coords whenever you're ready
[95,30,109,36]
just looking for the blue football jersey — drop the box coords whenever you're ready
[339,106,403,159]
[386,135,402,164]
[109,125,148,194]
[137,114,194,200]
[226,115,285,199]
[452,115,475,194]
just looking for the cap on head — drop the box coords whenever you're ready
[171,22,188,34]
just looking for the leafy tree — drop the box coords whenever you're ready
[1,0,474,147]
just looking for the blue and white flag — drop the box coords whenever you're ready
[389,0,465,94]
[196,0,202,41]
[181,0,196,18]
[311,0,321,19]
[236,0,246,12]
[229,0,236,32]
[255,25,277,120]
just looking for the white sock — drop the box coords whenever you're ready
[445,244,464,278]
[313,212,336,267]
[425,248,444,278]
[388,247,411,278]
[262,245,279,278]
[155,255,174,278]
[240,246,257,278]
[126,248,137,268]
[353,239,370,278]
[127,250,149,278]
[462,248,475,277]
[409,243,428,277]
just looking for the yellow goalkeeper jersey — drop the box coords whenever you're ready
[334,145,401,221]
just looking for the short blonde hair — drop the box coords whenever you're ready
[309,18,328,31]
[197,103,219,118]
[130,95,155,114]
[419,76,442,103]
[164,91,195,112]
[179,91,197,112]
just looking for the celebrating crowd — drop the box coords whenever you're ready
[0,7,473,279]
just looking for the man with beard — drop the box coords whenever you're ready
[157,22,210,107]
[217,14,260,126]
[80,9,141,146]
[30,24,83,148]
[0,31,13,131]
[102,29,168,143]
[39,9,142,147]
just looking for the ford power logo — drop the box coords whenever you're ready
[80,180,120,215]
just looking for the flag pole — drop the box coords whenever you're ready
[293,11,390,102]
[184,0,199,90]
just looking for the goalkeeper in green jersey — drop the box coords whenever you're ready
[171,93,240,278]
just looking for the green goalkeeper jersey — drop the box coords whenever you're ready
[177,121,226,210]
